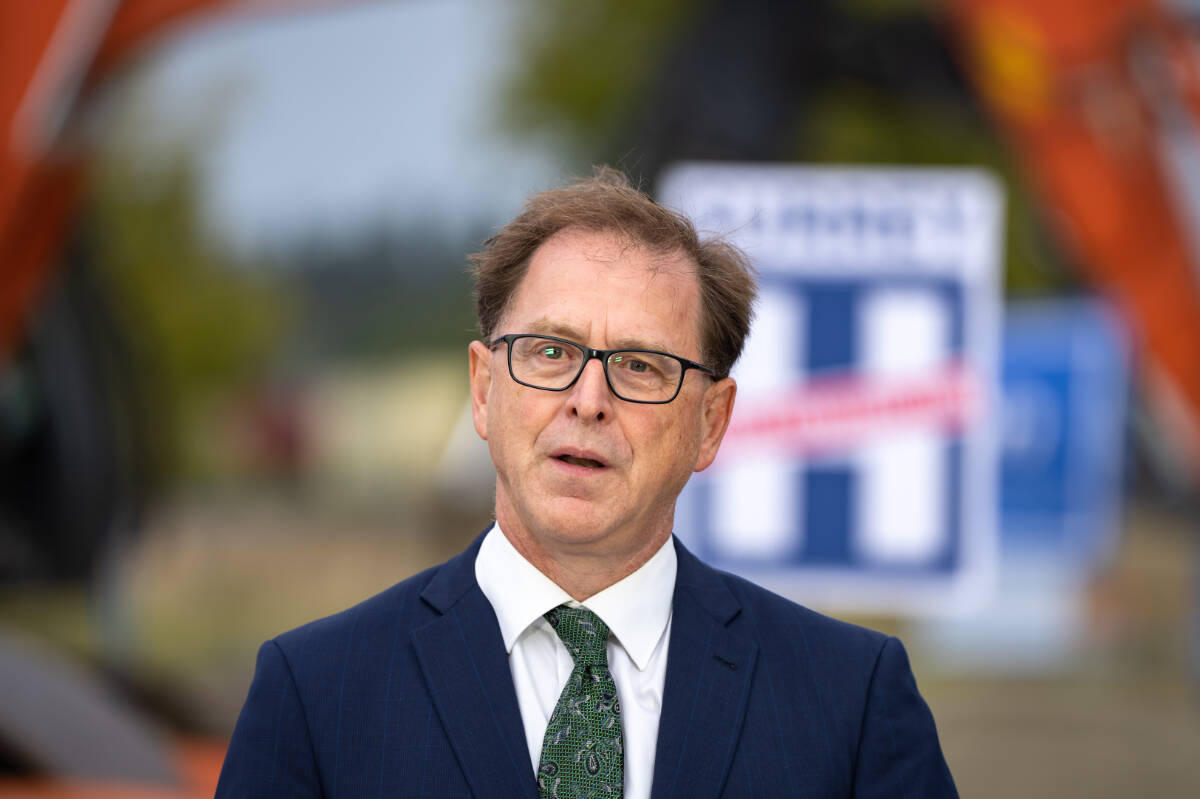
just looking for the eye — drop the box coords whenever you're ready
[611,354,656,375]
[539,345,564,360]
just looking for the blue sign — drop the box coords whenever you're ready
[999,299,1129,572]
[909,300,1130,671]
[659,164,1003,614]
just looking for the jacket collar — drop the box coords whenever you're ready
[412,530,537,798]
[418,529,488,614]
[672,535,742,625]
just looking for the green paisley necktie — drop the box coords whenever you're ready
[537,605,624,799]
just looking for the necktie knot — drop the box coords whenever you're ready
[544,605,610,668]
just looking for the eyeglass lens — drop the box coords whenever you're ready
[508,336,683,401]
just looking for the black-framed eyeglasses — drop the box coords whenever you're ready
[489,333,717,404]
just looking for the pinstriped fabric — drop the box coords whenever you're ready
[269,644,294,787]
[787,604,837,793]
[332,611,360,791]
[419,705,433,796]
[376,598,409,798]
[758,622,800,797]
[453,607,532,789]
[662,622,712,797]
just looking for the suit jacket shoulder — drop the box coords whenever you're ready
[271,553,445,670]
[656,540,957,799]
[216,535,536,799]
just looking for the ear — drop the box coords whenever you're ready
[694,377,736,472]
[467,339,492,440]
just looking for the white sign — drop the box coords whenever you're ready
[661,163,1003,615]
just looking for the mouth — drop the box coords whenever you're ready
[552,451,607,469]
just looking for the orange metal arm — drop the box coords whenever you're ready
[952,0,1200,464]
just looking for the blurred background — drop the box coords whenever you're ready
[2,0,1199,796]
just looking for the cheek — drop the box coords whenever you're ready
[485,390,520,453]
[493,387,557,453]
[635,414,700,477]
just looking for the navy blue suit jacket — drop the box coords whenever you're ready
[216,534,957,798]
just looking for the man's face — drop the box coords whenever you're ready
[468,228,736,564]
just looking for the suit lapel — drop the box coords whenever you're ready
[412,538,537,799]
[651,540,758,799]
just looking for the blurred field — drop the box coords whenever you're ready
[2,498,1197,796]
[924,504,1200,796]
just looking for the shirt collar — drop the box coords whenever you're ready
[475,522,676,671]
[476,523,571,652]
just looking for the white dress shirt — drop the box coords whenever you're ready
[475,523,676,799]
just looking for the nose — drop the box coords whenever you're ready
[567,355,613,421]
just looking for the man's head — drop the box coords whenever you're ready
[466,168,756,588]
[469,167,756,380]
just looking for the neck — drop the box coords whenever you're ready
[495,515,672,602]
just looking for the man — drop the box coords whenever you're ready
[216,168,958,798]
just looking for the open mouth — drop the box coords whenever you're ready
[556,454,605,469]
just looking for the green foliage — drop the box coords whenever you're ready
[503,0,695,158]
[86,92,291,479]
[805,83,1070,293]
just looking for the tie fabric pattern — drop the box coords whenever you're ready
[537,605,624,799]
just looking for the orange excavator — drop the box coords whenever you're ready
[1,4,334,796]
[1,1,343,585]
[1,0,1199,795]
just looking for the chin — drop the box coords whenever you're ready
[528,499,620,546]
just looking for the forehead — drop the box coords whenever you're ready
[503,228,702,353]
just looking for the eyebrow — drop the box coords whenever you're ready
[524,318,673,353]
